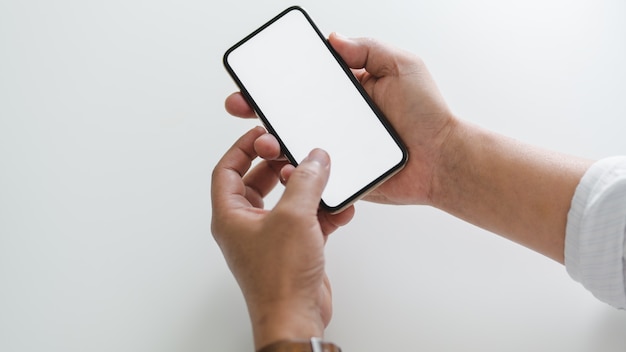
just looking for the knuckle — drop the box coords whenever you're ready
[210,209,233,244]
[360,36,377,47]
[210,217,224,242]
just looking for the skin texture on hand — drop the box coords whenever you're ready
[224,33,593,263]
[211,127,354,349]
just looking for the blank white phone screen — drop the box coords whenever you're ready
[225,7,406,211]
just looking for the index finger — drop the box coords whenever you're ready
[225,92,257,118]
[211,126,266,209]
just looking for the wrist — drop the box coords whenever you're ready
[424,113,464,208]
[429,114,493,212]
[249,301,326,350]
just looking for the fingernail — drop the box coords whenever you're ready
[306,148,330,167]
[332,32,348,41]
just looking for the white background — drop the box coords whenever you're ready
[1,0,626,351]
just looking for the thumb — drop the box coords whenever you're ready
[277,149,330,212]
[329,32,408,78]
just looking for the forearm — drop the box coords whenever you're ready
[431,117,592,263]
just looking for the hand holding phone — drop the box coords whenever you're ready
[224,6,408,213]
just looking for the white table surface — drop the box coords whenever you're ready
[1,0,626,351]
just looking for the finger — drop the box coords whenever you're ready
[242,159,287,208]
[225,92,257,118]
[275,149,331,215]
[211,126,266,208]
[279,164,296,185]
[318,205,356,237]
[328,32,404,78]
[254,133,284,161]
[350,67,369,83]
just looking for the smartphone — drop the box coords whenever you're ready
[223,6,408,213]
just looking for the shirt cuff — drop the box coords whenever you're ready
[565,156,626,309]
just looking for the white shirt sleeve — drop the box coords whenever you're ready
[565,156,626,309]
